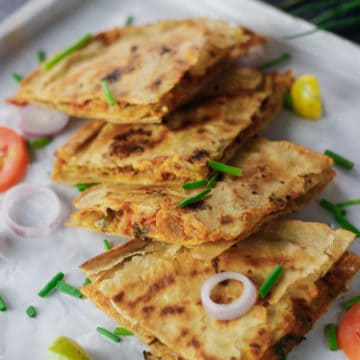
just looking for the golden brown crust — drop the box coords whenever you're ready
[80,220,359,360]
[51,69,293,185]
[69,138,335,246]
[10,18,262,124]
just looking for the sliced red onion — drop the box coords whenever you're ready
[17,104,69,138]
[201,272,257,320]
[235,44,266,68]
[2,184,63,237]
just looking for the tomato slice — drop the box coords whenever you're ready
[0,126,28,192]
[338,302,360,360]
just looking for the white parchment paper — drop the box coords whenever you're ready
[0,0,359,359]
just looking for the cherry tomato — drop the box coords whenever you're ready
[338,302,360,360]
[0,126,28,192]
[290,74,322,120]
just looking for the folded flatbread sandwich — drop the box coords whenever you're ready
[10,19,263,123]
[81,220,360,360]
[69,138,335,245]
[51,68,292,185]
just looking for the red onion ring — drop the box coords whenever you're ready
[200,272,257,320]
[235,44,266,67]
[2,184,63,237]
[16,104,69,139]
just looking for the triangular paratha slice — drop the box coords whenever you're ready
[68,138,335,246]
[10,19,262,124]
[51,69,292,185]
[80,220,360,360]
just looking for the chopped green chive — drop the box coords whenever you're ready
[44,33,92,70]
[37,50,46,63]
[83,277,91,286]
[38,272,64,297]
[326,324,338,351]
[207,172,220,188]
[26,305,37,318]
[324,150,354,170]
[284,93,293,110]
[96,327,121,342]
[101,80,116,106]
[319,199,346,216]
[337,199,360,208]
[334,215,360,237]
[258,53,291,71]
[103,239,112,251]
[28,136,52,150]
[114,327,133,336]
[124,15,134,27]
[75,183,97,192]
[208,159,242,176]
[56,281,83,299]
[12,72,23,83]
[259,265,283,299]
[344,295,360,309]
[182,180,208,190]
[0,295,7,311]
[179,188,211,208]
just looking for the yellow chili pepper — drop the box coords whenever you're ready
[290,74,322,120]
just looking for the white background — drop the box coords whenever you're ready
[0,0,359,359]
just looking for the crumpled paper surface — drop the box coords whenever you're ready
[0,0,359,359]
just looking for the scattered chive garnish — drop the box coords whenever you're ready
[337,199,360,208]
[43,33,92,70]
[96,327,121,342]
[114,327,133,336]
[334,215,360,236]
[208,159,242,176]
[101,80,116,106]
[0,295,7,311]
[75,183,97,192]
[28,137,52,149]
[207,172,219,188]
[12,72,23,83]
[83,277,91,286]
[56,281,83,299]
[326,324,338,351]
[319,199,346,216]
[284,93,293,110]
[124,15,134,27]
[179,188,211,208]
[26,305,37,318]
[259,265,283,299]
[103,239,112,251]
[182,180,208,190]
[324,150,354,170]
[344,295,360,309]
[258,53,291,71]
[38,272,64,297]
[37,50,46,63]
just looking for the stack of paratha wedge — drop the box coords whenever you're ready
[68,137,335,245]
[80,220,360,360]
[51,68,292,185]
[11,19,263,123]
[11,17,359,359]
